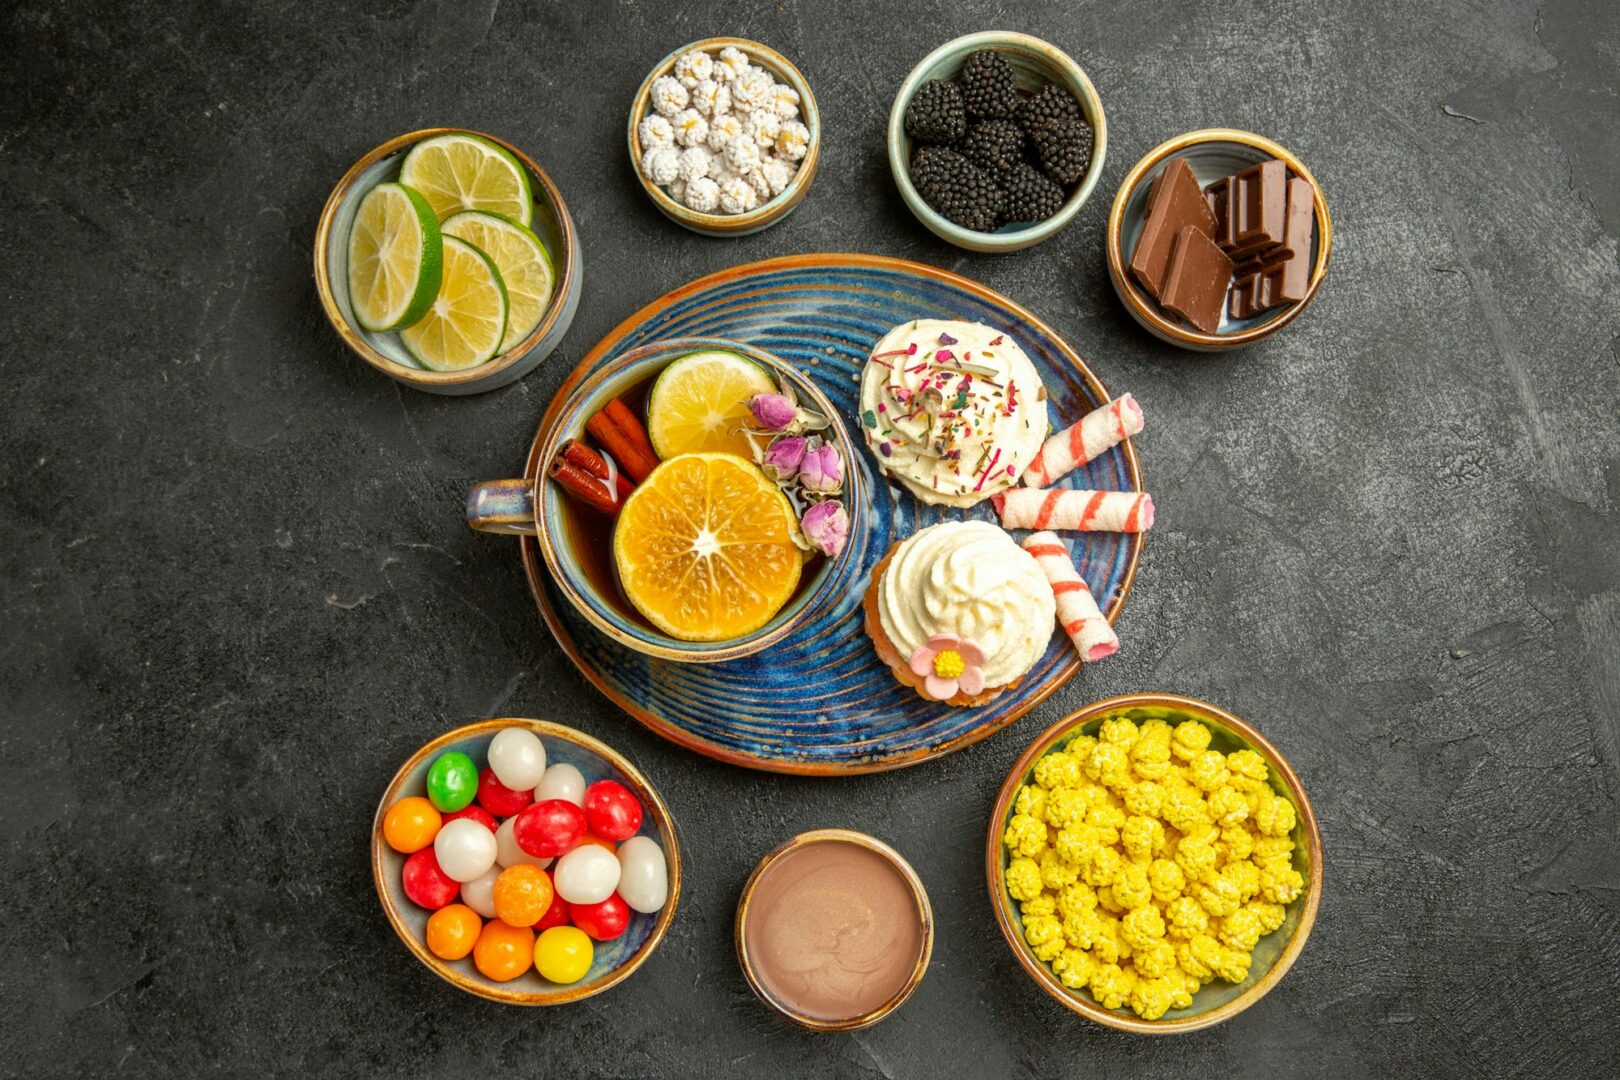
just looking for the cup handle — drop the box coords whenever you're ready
[465,478,537,535]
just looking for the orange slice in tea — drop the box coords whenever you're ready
[613,453,803,641]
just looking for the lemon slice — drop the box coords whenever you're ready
[645,351,778,459]
[400,134,533,226]
[399,236,509,371]
[613,453,803,641]
[440,211,554,353]
[346,182,442,332]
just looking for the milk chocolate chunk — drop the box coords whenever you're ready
[1160,226,1235,333]
[1206,158,1287,261]
[1230,176,1316,320]
[1129,157,1218,299]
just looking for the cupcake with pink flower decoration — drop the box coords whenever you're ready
[863,520,1055,706]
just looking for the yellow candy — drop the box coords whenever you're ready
[534,926,593,984]
[1130,975,1176,1020]
[1034,750,1083,791]
[1040,849,1080,890]
[1063,907,1101,950]
[1225,749,1270,790]
[1006,857,1043,901]
[1084,846,1122,888]
[1219,907,1263,951]
[1024,914,1066,961]
[1195,869,1243,917]
[1021,893,1056,919]
[1219,824,1256,863]
[1148,858,1186,904]
[1164,895,1210,940]
[1171,721,1211,761]
[1248,900,1287,934]
[1255,792,1298,837]
[1004,813,1048,857]
[1121,815,1165,862]
[1133,938,1177,979]
[1121,905,1167,951]
[1043,786,1088,829]
[1098,716,1140,750]
[1123,780,1165,817]
[1089,963,1134,1010]
[1113,863,1153,910]
[1052,947,1095,989]
[1188,750,1230,792]
[1085,743,1131,788]
[1208,786,1250,827]
[1014,783,1048,821]
[1056,881,1098,919]
[1054,825,1099,868]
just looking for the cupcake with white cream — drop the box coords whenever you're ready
[859,319,1049,508]
[863,521,1056,706]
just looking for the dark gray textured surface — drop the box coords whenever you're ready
[3,1,1617,1076]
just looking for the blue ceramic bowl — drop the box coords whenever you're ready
[314,128,582,395]
[1105,129,1332,350]
[372,718,681,1005]
[889,32,1107,253]
[468,337,865,663]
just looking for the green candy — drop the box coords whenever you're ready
[425,751,478,813]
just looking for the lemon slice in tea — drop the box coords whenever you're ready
[613,453,803,641]
[399,236,508,371]
[441,210,554,353]
[645,351,777,459]
[400,133,534,225]
[346,182,442,332]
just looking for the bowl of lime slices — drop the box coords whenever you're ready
[314,128,582,396]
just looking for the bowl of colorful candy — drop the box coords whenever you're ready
[986,693,1321,1033]
[372,718,679,1004]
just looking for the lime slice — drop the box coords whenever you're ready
[346,182,442,332]
[645,350,778,459]
[399,134,534,226]
[440,211,554,353]
[399,235,509,371]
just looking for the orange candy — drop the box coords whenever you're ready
[473,919,535,982]
[493,865,555,928]
[383,796,442,853]
[425,903,481,960]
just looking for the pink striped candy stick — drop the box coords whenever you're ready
[1021,531,1118,662]
[1022,393,1144,488]
[993,489,1155,533]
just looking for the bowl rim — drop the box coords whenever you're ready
[532,335,864,663]
[887,30,1109,252]
[626,37,820,233]
[313,127,579,388]
[734,828,935,1031]
[370,717,682,1005]
[985,692,1323,1034]
[1105,128,1333,350]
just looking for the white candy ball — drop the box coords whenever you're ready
[760,157,793,197]
[723,134,759,172]
[715,46,750,82]
[672,108,707,148]
[650,75,688,116]
[553,844,621,905]
[616,836,669,914]
[534,763,586,807]
[683,176,721,213]
[495,815,552,869]
[707,114,743,153]
[460,864,500,919]
[673,49,712,88]
[487,728,546,791]
[718,175,758,215]
[433,818,497,883]
[775,120,810,162]
[677,146,713,183]
[747,108,781,148]
[731,68,774,113]
[641,146,680,186]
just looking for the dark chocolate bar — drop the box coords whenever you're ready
[1129,157,1219,299]
[1230,176,1316,320]
[1159,226,1235,334]
[1205,159,1287,262]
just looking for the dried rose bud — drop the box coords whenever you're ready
[797,441,843,494]
[800,500,848,558]
[761,435,806,481]
[748,392,797,432]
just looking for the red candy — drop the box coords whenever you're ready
[534,873,572,931]
[402,848,460,910]
[443,804,498,834]
[477,768,533,819]
[583,781,642,842]
[514,799,587,858]
[571,893,630,941]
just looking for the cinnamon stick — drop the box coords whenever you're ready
[585,400,659,482]
[549,456,620,515]
[561,439,634,501]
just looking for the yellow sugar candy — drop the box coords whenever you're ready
[1043,786,1088,829]
[1171,720,1212,761]
[1097,716,1140,750]
[1063,907,1101,950]
[1021,893,1056,919]
[1014,783,1048,821]
[1085,742,1131,788]
[1131,975,1176,1020]
[1004,812,1048,857]
[1123,780,1165,817]
[1025,914,1066,962]
[1052,947,1095,989]
[1040,849,1080,890]
[1006,856,1043,901]
[1034,750,1083,791]
[1255,791,1298,837]
[1164,895,1210,940]
[1226,748,1270,790]
[1089,963,1134,1010]
[1113,863,1154,910]
[1148,858,1186,904]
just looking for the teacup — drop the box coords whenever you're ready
[466,338,864,663]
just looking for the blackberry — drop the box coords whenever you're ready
[959,49,1018,120]
[904,79,967,144]
[1032,117,1093,185]
[1016,83,1083,135]
[910,145,1004,233]
[959,119,1025,176]
[1002,162,1066,222]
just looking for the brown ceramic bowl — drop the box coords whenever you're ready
[372,718,680,1004]
[627,37,820,236]
[986,693,1322,1033]
[735,829,934,1031]
[1105,129,1332,350]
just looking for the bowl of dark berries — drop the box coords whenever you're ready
[888,32,1106,253]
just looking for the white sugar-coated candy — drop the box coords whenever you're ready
[683,176,720,213]
[718,175,758,215]
[641,146,680,186]
[775,120,810,162]
[460,864,499,918]
[495,815,552,870]
[487,728,546,790]
[723,134,759,172]
[637,113,675,150]
[535,762,586,806]
[615,835,669,914]
[553,844,620,905]
[707,114,743,153]
[433,818,497,883]
[650,75,688,116]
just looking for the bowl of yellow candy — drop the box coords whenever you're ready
[986,693,1321,1033]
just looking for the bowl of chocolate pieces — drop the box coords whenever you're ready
[1106,129,1332,350]
[888,32,1106,253]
